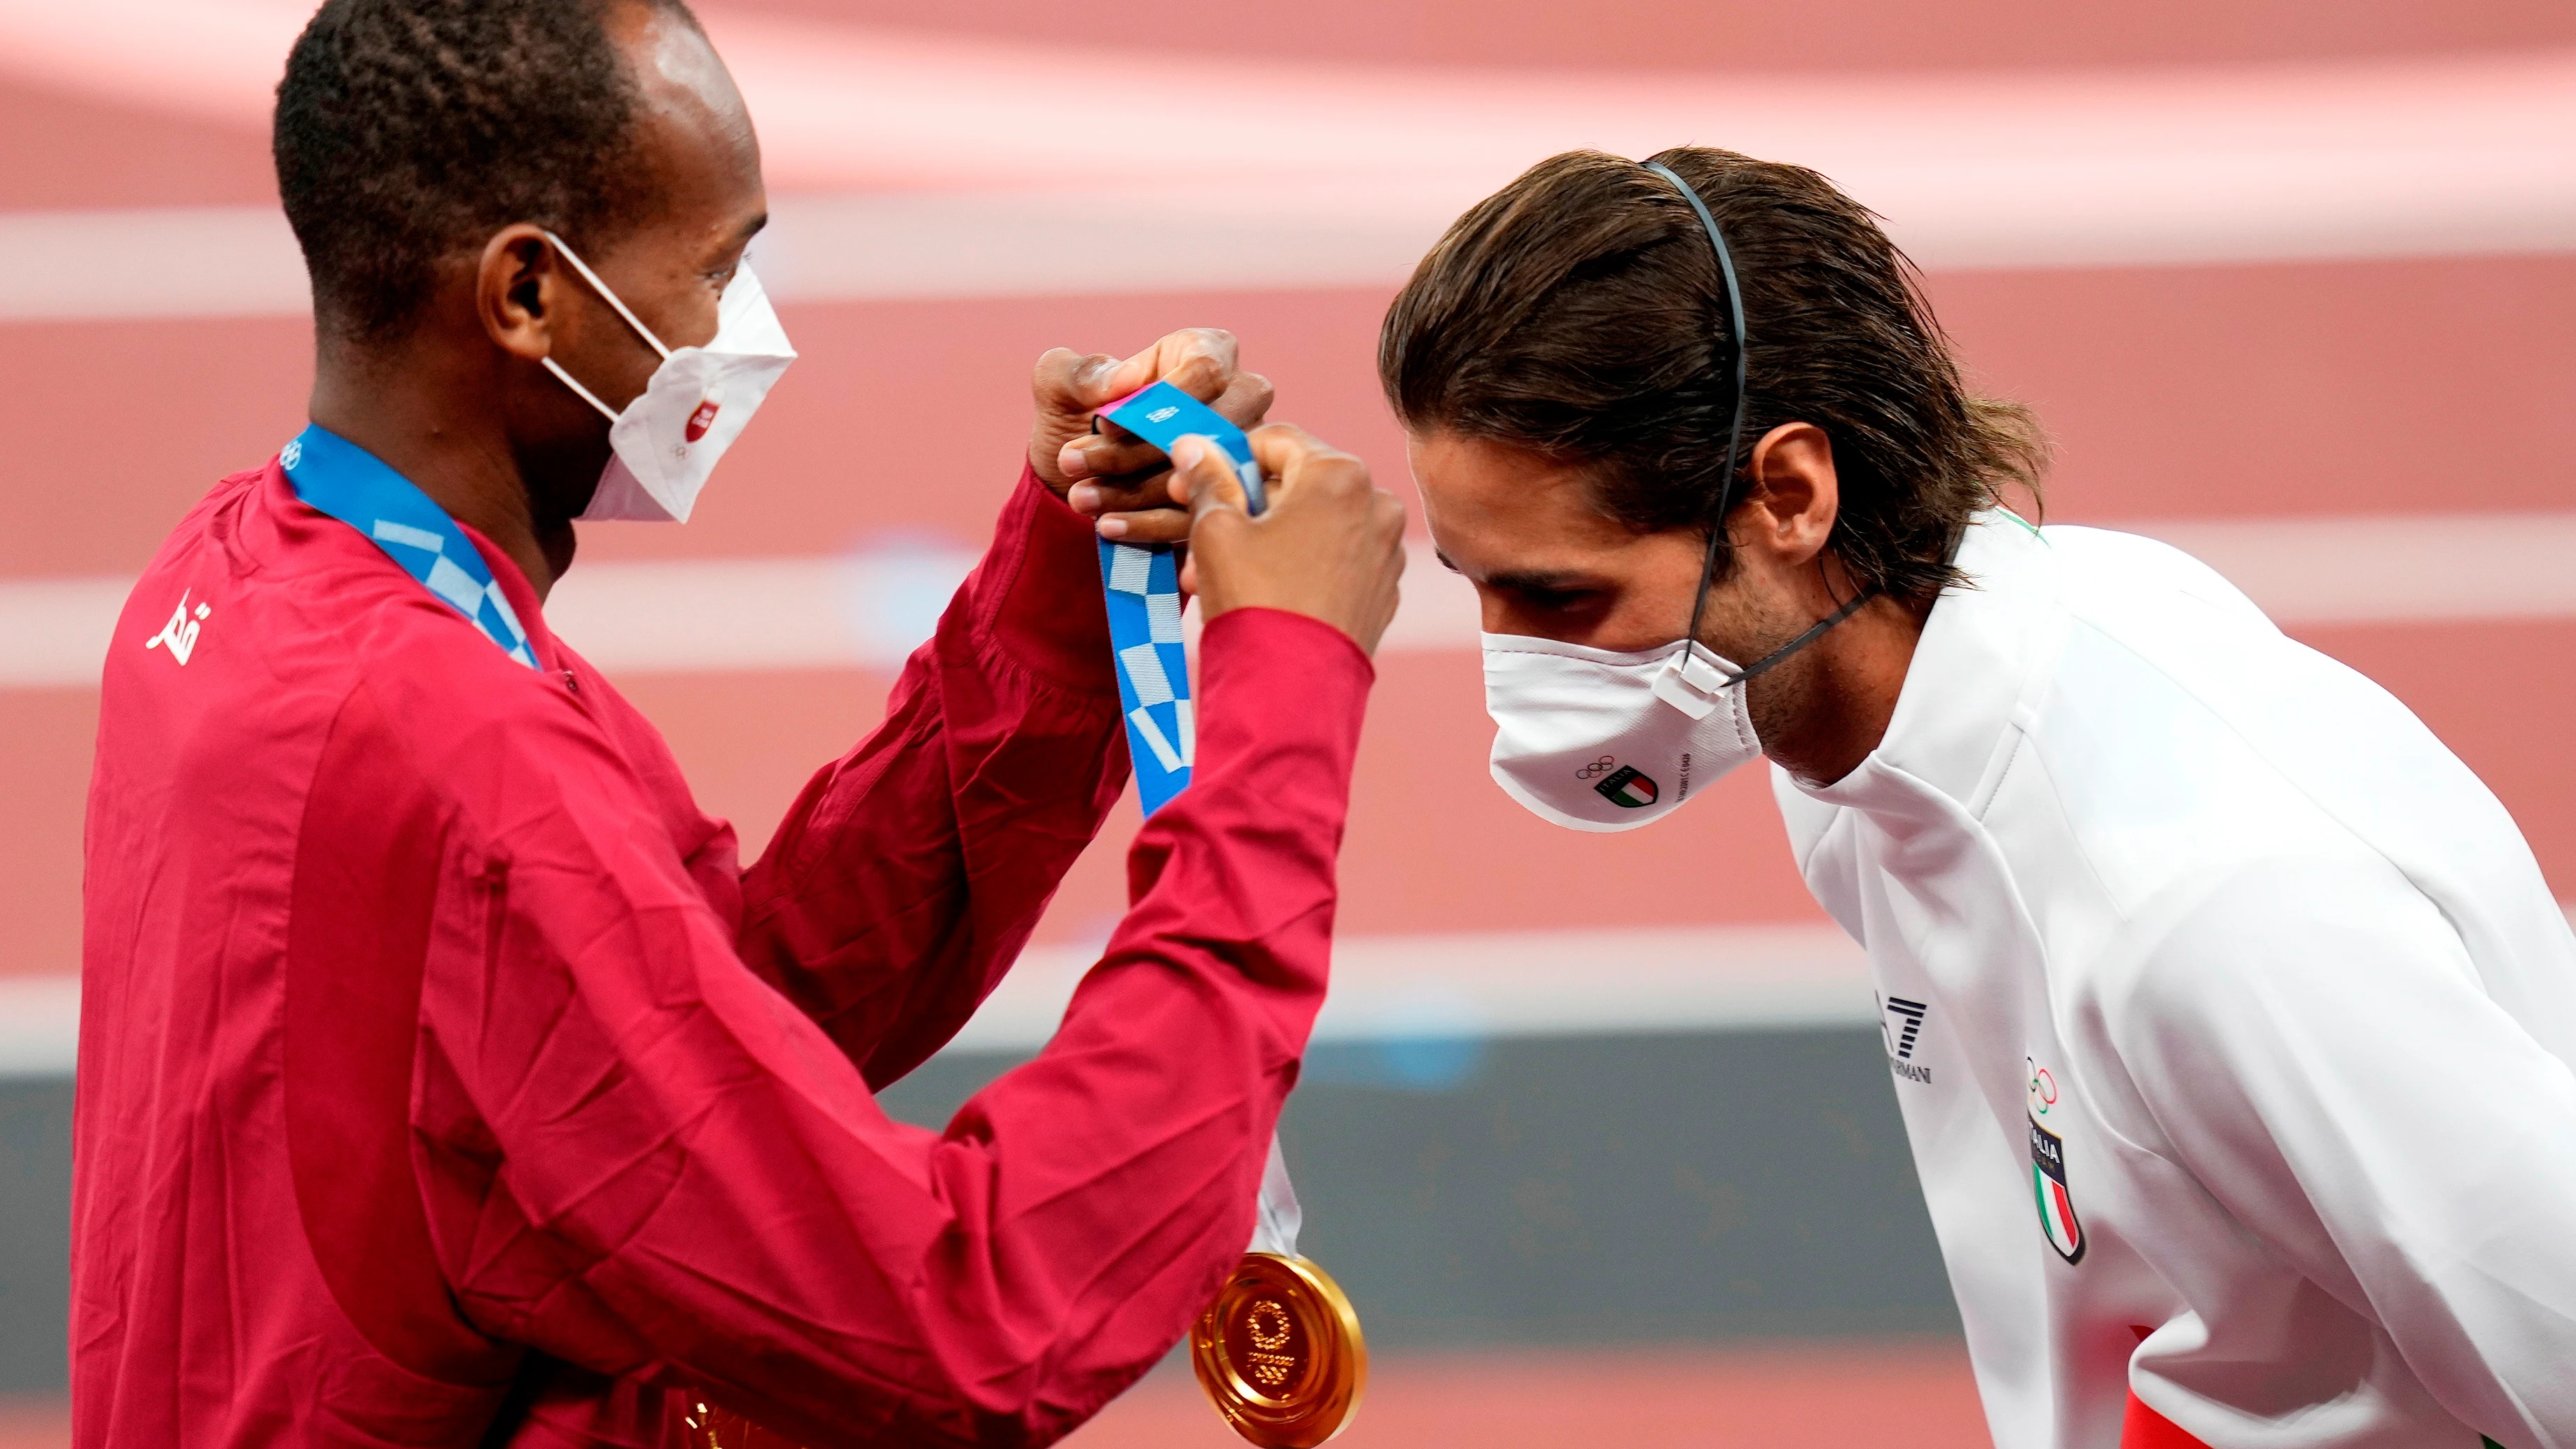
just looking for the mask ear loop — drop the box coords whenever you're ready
[1643,162,1750,686]
[537,228,674,424]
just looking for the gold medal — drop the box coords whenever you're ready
[1191,1252,1367,1448]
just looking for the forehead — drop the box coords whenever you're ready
[1408,430,1639,572]
[609,6,762,220]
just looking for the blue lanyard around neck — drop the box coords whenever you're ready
[280,424,539,670]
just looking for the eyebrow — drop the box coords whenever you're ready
[1487,571,1607,595]
[1432,550,1612,594]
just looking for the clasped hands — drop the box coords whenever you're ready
[1028,328,1406,656]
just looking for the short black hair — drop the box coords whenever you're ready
[274,0,699,342]
[1381,148,2048,606]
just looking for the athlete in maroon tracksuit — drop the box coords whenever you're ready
[74,452,1378,1446]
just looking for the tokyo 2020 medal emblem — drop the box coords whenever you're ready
[1191,1252,1368,1447]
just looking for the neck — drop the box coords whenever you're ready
[308,339,576,600]
[1754,591,1928,787]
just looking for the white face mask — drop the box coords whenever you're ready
[1483,633,1757,832]
[539,230,797,523]
[1482,591,1869,833]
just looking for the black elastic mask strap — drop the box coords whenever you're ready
[1644,160,1750,677]
[1645,159,1872,686]
[1724,586,1874,686]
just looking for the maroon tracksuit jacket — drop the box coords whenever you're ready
[73,457,1370,1447]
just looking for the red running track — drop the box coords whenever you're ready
[0,1339,1993,1449]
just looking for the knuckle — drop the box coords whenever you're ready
[1172,354,1224,396]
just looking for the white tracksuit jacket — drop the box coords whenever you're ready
[1773,513,2576,1449]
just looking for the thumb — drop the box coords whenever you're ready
[1175,436,1249,522]
[1034,347,1109,408]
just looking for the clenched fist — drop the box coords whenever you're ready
[1168,425,1408,656]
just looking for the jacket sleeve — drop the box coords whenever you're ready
[2100,852,2576,1449]
[735,464,1128,1088]
[412,606,1373,1449]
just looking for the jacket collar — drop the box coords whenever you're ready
[1788,511,2063,824]
[256,455,567,673]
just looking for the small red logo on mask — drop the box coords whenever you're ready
[684,399,721,443]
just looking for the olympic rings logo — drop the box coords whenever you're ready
[2026,1057,2058,1115]
[1574,756,1618,780]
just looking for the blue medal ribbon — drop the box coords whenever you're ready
[1099,397,1348,1403]
[1098,539,1196,813]
[1094,383,1263,814]
[281,424,539,670]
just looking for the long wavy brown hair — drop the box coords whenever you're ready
[1381,146,2048,604]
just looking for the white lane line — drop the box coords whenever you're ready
[6,152,2574,324]
[0,20,2570,320]
[0,546,978,688]
[0,206,307,321]
[13,0,2575,214]
[538,550,978,673]
[0,923,1871,1076]
[0,975,77,1079]
[2126,514,2576,626]
[947,923,1876,1054]
[11,514,2576,687]
[0,576,139,688]
[17,901,2576,1072]
[1399,513,2576,646]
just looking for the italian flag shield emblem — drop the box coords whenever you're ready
[1593,765,1660,809]
[2030,1116,2085,1263]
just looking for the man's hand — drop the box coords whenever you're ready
[1028,329,1273,545]
[1170,425,1407,656]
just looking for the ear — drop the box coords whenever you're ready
[476,225,562,362]
[1737,422,1838,567]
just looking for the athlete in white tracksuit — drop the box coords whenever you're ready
[1778,513,2576,1447]
[1380,145,2573,1448]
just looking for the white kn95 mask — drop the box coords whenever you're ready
[1483,632,1760,832]
[1482,590,1864,833]
[539,229,798,523]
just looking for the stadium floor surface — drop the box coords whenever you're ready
[0,1340,1991,1448]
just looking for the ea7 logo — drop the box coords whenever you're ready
[1879,994,1931,1084]
[1881,996,1927,1059]
[144,590,210,666]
